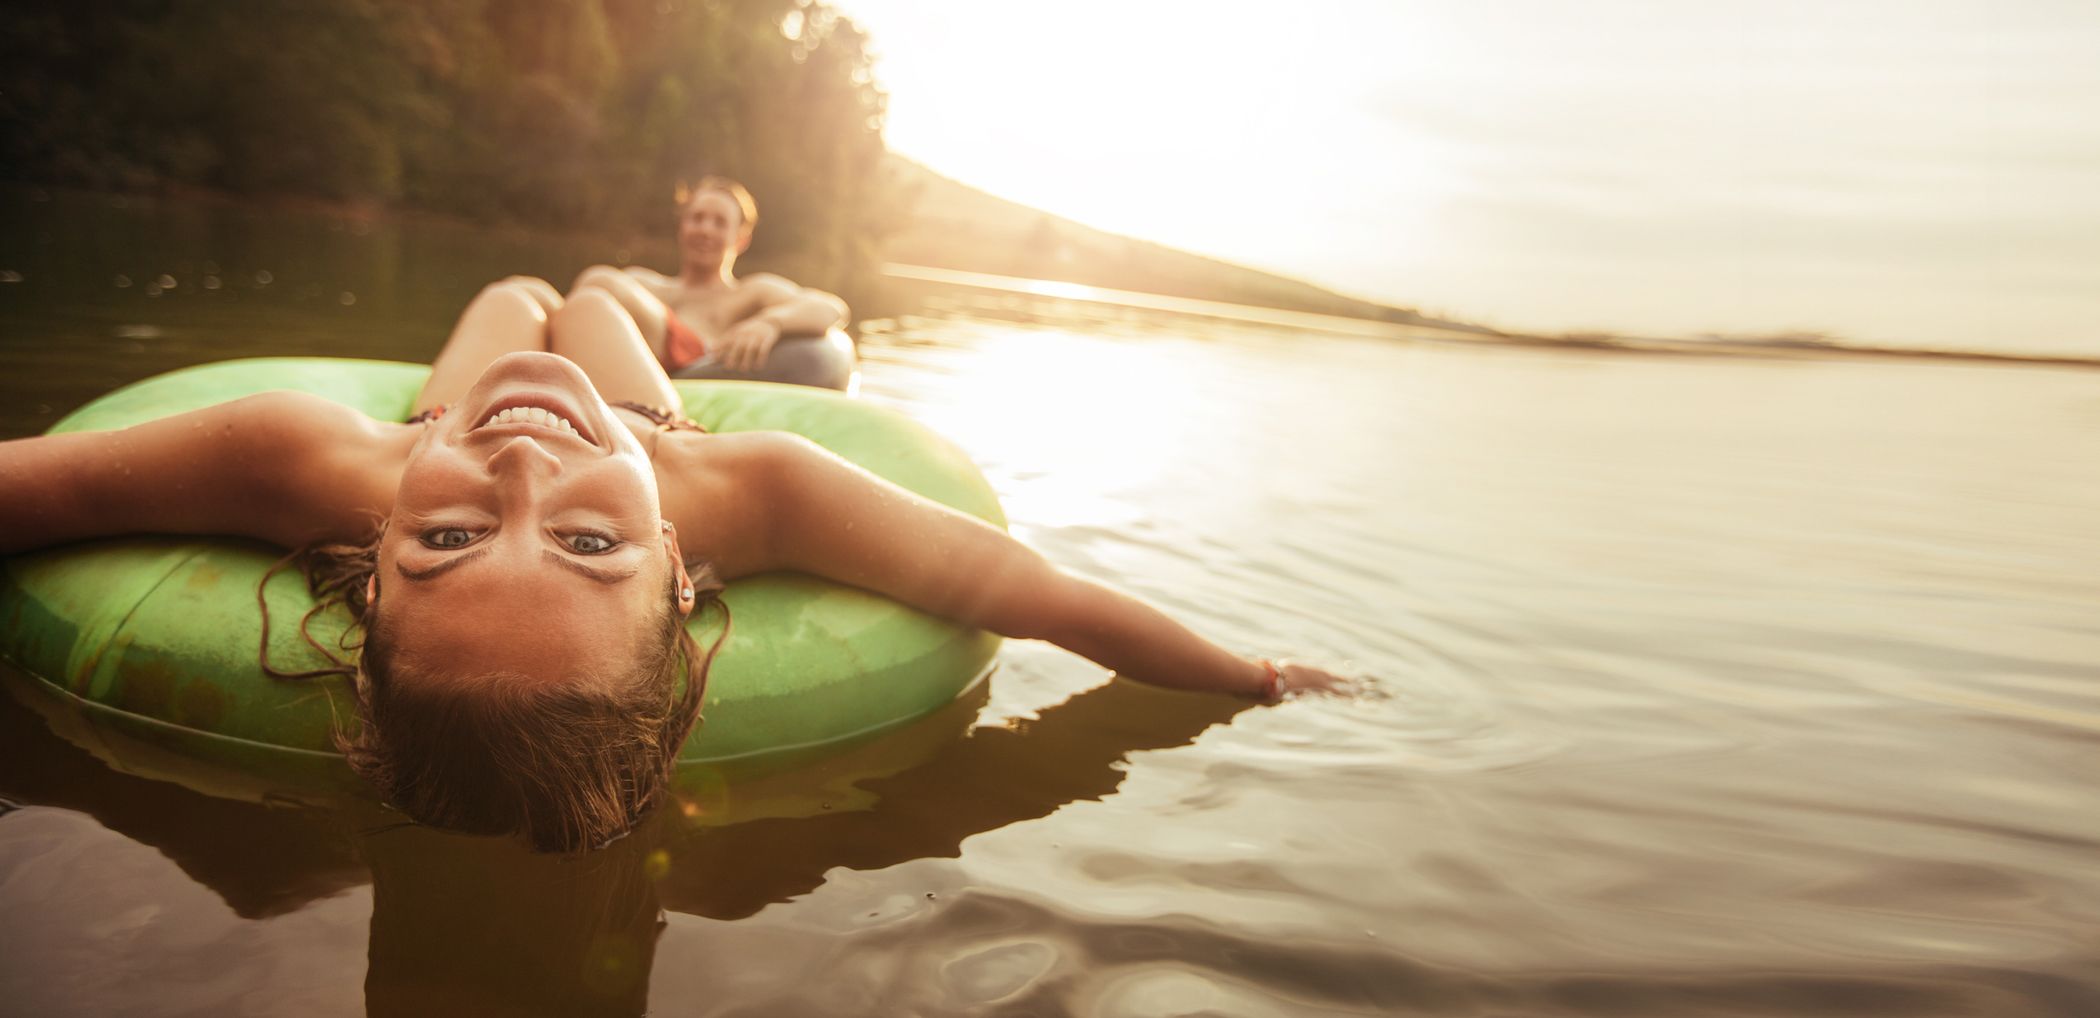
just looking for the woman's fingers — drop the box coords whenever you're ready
[1276,661,1363,699]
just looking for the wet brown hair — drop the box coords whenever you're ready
[261,537,727,852]
[674,175,758,230]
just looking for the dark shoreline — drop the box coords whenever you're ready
[10,181,2090,372]
[1485,329,2100,371]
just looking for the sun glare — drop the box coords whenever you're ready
[885,326,1223,531]
[843,0,1455,287]
[838,0,2100,353]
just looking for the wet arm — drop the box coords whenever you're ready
[742,276,848,335]
[0,391,378,554]
[749,434,1274,697]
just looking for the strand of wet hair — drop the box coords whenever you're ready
[257,546,365,681]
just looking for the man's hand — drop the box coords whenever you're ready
[717,316,784,371]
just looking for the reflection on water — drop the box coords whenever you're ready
[4,195,2100,1015]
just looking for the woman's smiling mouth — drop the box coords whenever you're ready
[470,399,597,447]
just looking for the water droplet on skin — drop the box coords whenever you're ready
[202,276,221,290]
[114,275,132,288]
[145,284,162,297]
[338,291,356,306]
[154,274,176,289]
[254,270,273,285]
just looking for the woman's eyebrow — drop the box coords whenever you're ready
[542,551,638,585]
[393,548,636,585]
[396,548,490,582]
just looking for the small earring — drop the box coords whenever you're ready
[680,587,694,600]
[661,520,674,532]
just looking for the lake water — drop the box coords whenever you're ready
[3,189,2099,1015]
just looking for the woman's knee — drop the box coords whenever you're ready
[550,286,631,330]
[462,278,553,322]
[569,265,629,295]
[468,277,557,316]
[480,276,562,315]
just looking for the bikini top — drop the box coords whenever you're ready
[611,400,708,433]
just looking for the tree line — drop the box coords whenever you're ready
[0,0,892,291]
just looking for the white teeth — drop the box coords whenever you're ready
[478,406,580,437]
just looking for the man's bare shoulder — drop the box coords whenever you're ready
[735,273,803,299]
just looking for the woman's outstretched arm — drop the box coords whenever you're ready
[713,432,1346,700]
[0,391,392,555]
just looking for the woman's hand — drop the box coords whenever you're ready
[1268,660,1360,701]
[733,433,1372,704]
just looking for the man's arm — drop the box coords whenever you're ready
[716,275,850,371]
[745,274,848,334]
[0,391,389,555]
[722,432,1341,699]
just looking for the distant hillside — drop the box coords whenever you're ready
[879,156,1469,330]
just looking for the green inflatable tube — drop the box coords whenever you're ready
[0,357,1004,806]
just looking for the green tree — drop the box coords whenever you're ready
[0,0,895,295]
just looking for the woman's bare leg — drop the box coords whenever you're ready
[548,289,682,410]
[571,266,676,367]
[503,275,564,318]
[413,278,560,415]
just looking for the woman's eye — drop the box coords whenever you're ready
[422,528,473,549]
[568,533,618,554]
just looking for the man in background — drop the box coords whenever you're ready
[573,177,850,378]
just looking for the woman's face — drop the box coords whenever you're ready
[376,352,680,686]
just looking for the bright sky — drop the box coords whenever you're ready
[833,0,2100,355]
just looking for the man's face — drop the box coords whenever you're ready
[678,190,748,269]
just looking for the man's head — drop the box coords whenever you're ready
[676,177,759,276]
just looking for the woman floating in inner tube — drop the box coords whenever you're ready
[0,278,1354,851]
[572,176,857,388]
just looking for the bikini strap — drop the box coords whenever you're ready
[612,400,708,433]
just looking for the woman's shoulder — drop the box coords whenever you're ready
[219,390,411,458]
[225,390,412,536]
[652,427,817,475]
[650,429,823,578]
[221,388,385,427]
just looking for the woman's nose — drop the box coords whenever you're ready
[484,435,563,478]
